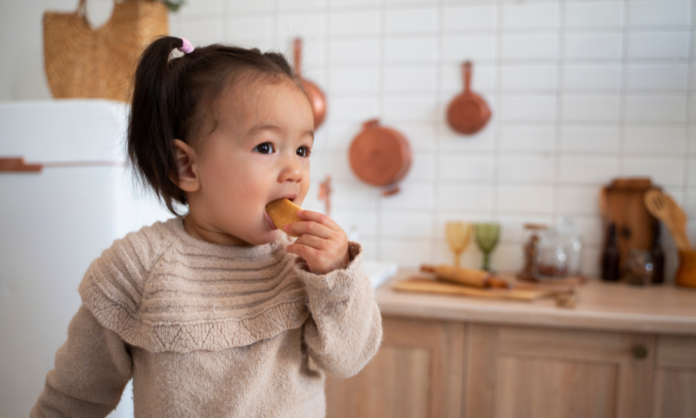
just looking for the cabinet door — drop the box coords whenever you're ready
[652,335,696,418]
[325,316,466,418]
[465,324,655,418]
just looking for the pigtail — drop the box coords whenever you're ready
[127,36,188,215]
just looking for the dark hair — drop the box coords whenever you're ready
[127,36,297,216]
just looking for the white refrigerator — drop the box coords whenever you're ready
[0,100,171,418]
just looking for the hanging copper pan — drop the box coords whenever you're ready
[293,38,327,130]
[349,119,412,196]
[446,61,491,135]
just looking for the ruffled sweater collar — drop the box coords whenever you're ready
[168,217,291,260]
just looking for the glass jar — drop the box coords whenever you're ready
[624,249,654,286]
[517,223,547,281]
[533,218,582,280]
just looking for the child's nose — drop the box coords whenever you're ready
[278,153,303,183]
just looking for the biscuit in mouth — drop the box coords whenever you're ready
[265,199,302,237]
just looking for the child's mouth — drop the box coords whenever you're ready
[264,195,298,231]
[264,211,278,230]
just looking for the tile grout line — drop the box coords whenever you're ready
[618,0,629,180]
[677,0,696,259]
[553,0,566,226]
[376,0,386,262]
[685,0,696,206]
[492,0,502,223]
[430,0,444,265]
[323,0,330,156]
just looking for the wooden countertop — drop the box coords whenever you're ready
[376,268,696,335]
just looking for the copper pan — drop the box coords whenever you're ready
[293,38,327,130]
[446,61,491,135]
[348,119,412,196]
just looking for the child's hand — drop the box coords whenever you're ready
[284,210,350,275]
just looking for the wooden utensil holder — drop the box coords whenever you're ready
[599,178,658,270]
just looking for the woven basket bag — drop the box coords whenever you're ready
[43,0,168,103]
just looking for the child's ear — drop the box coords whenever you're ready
[171,139,200,193]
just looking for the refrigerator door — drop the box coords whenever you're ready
[0,100,170,418]
[0,99,128,162]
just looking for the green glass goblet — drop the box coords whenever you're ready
[475,223,500,272]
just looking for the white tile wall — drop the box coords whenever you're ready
[563,33,623,60]
[627,32,690,59]
[627,0,691,28]
[501,3,559,30]
[564,2,624,29]
[499,126,556,152]
[563,65,622,91]
[442,6,497,32]
[5,0,696,280]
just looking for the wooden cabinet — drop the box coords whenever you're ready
[325,316,465,418]
[335,271,696,418]
[327,320,696,418]
[465,324,655,418]
[652,335,696,418]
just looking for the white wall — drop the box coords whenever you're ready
[3,0,696,279]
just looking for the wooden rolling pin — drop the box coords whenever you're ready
[421,264,509,289]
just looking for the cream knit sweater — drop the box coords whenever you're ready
[31,217,382,418]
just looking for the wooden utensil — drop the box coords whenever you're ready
[445,222,471,267]
[348,119,412,196]
[446,61,491,135]
[663,192,691,248]
[392,277,556,302]
[293,38,327,130]
[644,189,690,250]
[318,174,332,216]
[421,264,509,289]
[0,157,43,172]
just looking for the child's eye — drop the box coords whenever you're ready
[296,146,311,158]
[253,142,275,154]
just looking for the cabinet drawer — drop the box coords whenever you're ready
[466,325,655,418]
[657,335,696,368]
[652,335,696,418]
[326,316,466,418]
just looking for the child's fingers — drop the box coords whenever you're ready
[297,210,340,231]
[286,242,320,262]
[284,220,332,239]
[293,233,325,250]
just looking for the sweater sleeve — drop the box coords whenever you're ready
[294,241,383,379]
[31,306,133,418]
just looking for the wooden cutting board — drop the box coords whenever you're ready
[392,277,562,302]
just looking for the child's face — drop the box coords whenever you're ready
[185,78,314,246]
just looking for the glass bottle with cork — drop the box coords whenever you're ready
[601,222,621,282]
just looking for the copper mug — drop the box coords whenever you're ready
[676,249,696,288]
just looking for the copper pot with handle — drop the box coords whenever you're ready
[446,61,491,135]
[293,38,327,130]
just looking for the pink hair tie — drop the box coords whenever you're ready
[178,37,194,54]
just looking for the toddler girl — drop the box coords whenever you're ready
[31,36,382,418]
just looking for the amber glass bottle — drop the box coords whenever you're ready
[650,222,665,284]
[602,223,621,282]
